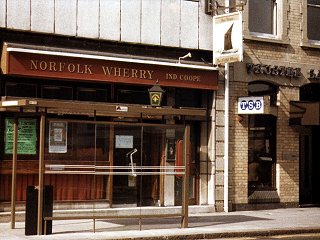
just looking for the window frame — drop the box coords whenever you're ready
[244,0,289,44]
[301,0,320,48]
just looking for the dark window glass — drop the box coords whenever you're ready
[307,0,320,40]
[175,88,201,108]
[248,81,278,194]
[116,86,150,105]
[249,0,275,34]
[5,82,37,98]
[248,115,276,193]
[300,83,320,101]
[42,85,73,100]
[77,87,108,102]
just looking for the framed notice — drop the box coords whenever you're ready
[5,118,37,155]
[115,135,133,149]
[49,121,67,153]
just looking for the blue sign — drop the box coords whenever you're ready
[238,96,264,114]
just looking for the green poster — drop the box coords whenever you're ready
[5,118,37,155]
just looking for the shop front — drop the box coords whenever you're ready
[231,62,301,210]
[0,42,218,232]
[290,82,320,207]
[238,85,280,205]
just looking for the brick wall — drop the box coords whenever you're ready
[276,86,299,203]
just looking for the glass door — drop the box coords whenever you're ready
[111,125,186,208]
[112,125,141,206]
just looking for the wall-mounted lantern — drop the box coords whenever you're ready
[148,81,164,107]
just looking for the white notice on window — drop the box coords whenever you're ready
[49,121,67,153]
[115,135,133,149]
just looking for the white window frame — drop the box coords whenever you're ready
[244,0,289,44]
[301,1,320,48]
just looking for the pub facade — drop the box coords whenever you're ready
[0,2,220,231]
[0,1,319,232]
[0,41,217,211]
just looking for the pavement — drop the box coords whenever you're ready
[0,207,320,240]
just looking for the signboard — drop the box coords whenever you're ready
[4,50,218,90]
[49,121,68,153]
[213,12,243,64]
[5,118,37,154]
[238,96,264,114]
[116,106,128,112]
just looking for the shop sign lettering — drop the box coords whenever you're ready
[246,63,301,78]
[31,60,155,80]
[165,73,201,82]
[29,59,202,82]
[308,69,320,81]
[31,60,93,74]
[102,66,153,79]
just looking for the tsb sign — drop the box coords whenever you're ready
[238,96,264,114]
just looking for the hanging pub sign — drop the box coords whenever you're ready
[212,12,243,64]
[238,96,264,114]
[49,121,67,153]
[5,118,37,155]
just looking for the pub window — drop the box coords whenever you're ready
[115,85,150,105]
[77,87,108,102]
[307,0,320,41]
[5,82,37,98]
[41,85,73,100]
[175,88,202,108]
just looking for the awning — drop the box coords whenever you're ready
[1,42,218,90]
[289,101,320,125]
[0,96,207,120]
